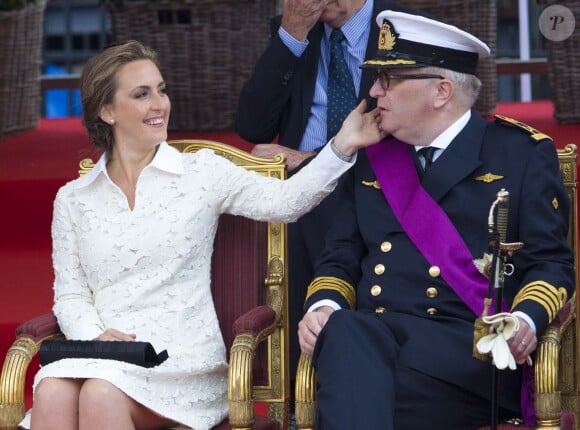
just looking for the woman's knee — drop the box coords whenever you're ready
[78,379,176,429]
[78,379,136,429]
[30,378,82,429]
[34,377,82,408]
[79,378,127,410]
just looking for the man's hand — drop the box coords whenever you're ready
[94,328,137,341]
[298,306,334,355]
[250,144,315,172]
[281,0,328,41]
[332,100,388,156]
[507,317,537,365]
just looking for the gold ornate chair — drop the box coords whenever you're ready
[0,140,291,430]
[295,144,579,430]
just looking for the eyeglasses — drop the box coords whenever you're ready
[373,71,445,91]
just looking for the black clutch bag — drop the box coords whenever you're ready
[39,340,169,368]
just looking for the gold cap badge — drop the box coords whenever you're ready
[378,20,396,51]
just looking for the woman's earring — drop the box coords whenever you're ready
[110,119,115,124]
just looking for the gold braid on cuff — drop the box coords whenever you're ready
[306,276,356,309]
[511,281,568,323]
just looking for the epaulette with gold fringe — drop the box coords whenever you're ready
[306,276,357,310]
[494,114,552,142]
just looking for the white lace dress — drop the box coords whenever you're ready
[20,142,353,430]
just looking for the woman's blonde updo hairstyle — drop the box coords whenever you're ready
[80,40,160,154]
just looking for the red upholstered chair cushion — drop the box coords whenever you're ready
[15,312,60,342]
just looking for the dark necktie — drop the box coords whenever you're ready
[419,146,437,171]
[326,29,357,141]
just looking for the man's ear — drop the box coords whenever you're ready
[433,79,454,108]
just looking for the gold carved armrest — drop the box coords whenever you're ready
[228,305,277,429]
[535,298,576,430]
[0,312,63,428]
[295,353,316,430]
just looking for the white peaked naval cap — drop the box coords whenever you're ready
[361,10,491,75]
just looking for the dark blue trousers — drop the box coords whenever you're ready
[312,309,514,430]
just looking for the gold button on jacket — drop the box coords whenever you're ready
[426,287,438,298]
[380,241,392,253]
[374,264,385,275]
[428,266,440,277]
[371,285,382,296]
[426,307,438,316]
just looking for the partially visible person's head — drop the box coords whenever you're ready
[80,40,166,153]
[319,0,366,28]
[361,10,490,144]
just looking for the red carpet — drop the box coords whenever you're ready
[0,100,578,410]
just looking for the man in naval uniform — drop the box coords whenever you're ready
[297,9,575,430]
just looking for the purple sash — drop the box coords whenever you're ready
[366,137,490,317]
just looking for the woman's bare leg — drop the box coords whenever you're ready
[30,377,83,430]
[79,378,178,430]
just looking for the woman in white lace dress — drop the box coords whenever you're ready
[23,40,385,430]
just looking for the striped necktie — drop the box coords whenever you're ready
[326,29,357,141]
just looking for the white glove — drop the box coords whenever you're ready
[476,312,519,370]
